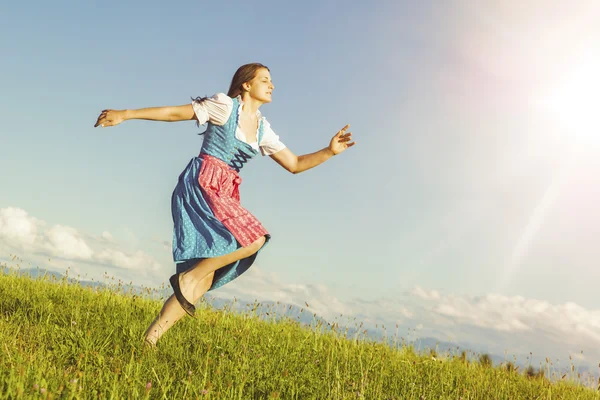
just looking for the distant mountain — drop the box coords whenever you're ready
[2,266,65,280]
[1,266,153,294]
[203,297,331,327]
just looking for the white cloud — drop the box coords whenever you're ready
[0,207,165,280]
[411,285,441,300]
[95,249,161,271]
[400,290,600,364]
[45,225,93,260]
[419,292,600,344]
[0,207,43,250]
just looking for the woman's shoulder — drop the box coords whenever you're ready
[208,92,234,105]
[193,93,234,105]
[192,93,235,126]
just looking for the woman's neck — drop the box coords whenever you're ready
[240,94,262,116]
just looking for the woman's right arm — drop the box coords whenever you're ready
[94,104,196,128]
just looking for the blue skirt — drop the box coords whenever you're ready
[171,156,270,291]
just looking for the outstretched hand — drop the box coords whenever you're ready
[94,109,125,128]
[329,124,356,155]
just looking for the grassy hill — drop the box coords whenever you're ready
[1,269,599,399]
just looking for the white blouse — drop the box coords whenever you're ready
[191,93,286,156]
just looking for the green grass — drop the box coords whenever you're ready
[1,268,599,399]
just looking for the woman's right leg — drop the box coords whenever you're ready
[144,235,266,346]
[144,271,214,347]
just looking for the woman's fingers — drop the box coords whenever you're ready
[336,124,350,136]
[94,112,104,127]
[94,117,112,127]
[94,109,112,127]
[339,132,356,147]
[337,132,353,142]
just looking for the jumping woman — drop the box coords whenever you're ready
[93,63,356,346]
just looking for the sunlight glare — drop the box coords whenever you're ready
[541,52,600,145]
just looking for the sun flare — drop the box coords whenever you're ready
[540,52,600,144]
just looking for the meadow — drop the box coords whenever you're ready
[1,265,599,399]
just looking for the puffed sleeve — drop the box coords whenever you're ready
[259,118,287,156]
[191,93,232,126]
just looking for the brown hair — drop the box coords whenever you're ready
[227,63,270,98]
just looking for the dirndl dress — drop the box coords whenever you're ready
[171,97,270,291]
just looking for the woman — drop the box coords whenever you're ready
[94,63,356,346]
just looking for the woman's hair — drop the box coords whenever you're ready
[227,63,270,98]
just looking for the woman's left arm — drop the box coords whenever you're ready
[270,125,355,174]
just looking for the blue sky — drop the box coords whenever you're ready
[2,0,600,365]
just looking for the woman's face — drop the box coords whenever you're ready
[245,68,275,103]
